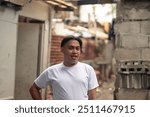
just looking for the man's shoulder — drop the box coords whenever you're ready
[79,62,93,69]
[47,63,63,70]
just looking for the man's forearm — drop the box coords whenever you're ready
[88,88,97,100]
[30,89,42,100]
[29,83,42,100]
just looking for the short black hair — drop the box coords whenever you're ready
[61,36,82,50]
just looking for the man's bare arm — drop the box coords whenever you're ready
[88,88,97,100]
[29,83,42,100]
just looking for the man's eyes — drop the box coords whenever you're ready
[68,46,80,50]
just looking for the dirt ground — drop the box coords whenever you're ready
[96,78,116,100]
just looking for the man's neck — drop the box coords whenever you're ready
[63,61,78,67]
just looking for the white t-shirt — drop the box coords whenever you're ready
[35,62,99,100]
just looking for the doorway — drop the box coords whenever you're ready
[15,16,44,99]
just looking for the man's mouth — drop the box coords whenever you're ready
[71,55,78,59]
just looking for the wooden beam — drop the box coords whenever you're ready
[53,0,77,9]
[77,0,116,5]
[43,0,77,10]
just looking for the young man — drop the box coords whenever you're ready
[29,36,99,100]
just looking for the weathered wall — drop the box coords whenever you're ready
[0,7,18,99]
[19,1,49,21]
[0,1,51,99]
[115,0,150,61]
[114,0,150,99]
[15,1,50,100]
[19,1,50,72]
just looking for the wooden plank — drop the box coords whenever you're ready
[42,0,77,11]
[77,0,116,5]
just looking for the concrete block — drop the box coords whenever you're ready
[115,22,140,34]
[141,48,150,59]
[117,88,149,100]
[121,34,149,48]
[117,1,150,19]
[115,34,121,48]
[119,65,148,74]
[114,48,141,61]
[141,21,150,34]
[124,9,150,20]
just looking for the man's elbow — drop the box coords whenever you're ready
[29,84,34,95]
[29,84,34,97]
[29,83,41,98]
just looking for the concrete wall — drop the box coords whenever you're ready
[15,23,41,100]
[18,1,50,75]
[15,1,51,100]
[0,7,18,99]
[114,0,150,99]
[19,1,49,21]
[0,1,51,99]
[115,1,150,61]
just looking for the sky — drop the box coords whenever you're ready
[79,4,116,23]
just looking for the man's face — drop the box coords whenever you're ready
[61,40,81,66]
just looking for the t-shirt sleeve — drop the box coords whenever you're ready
[34,69,49,88]
[87,66,99,90]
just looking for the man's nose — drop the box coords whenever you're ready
[72,48,78,53]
